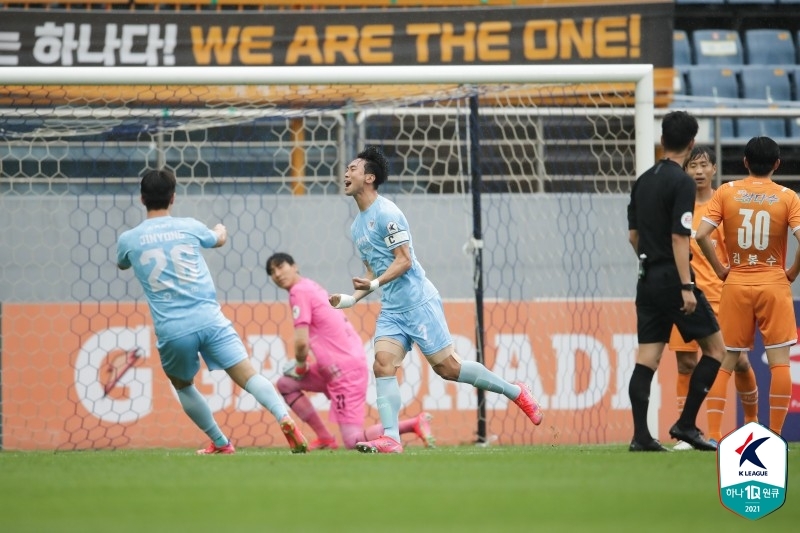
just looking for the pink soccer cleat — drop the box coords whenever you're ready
[196,441,236,455]
[513,381,543,425]
[280,416,309,454]
[355,435,404,454]
[413,412,436,448]
[308,436,339,451]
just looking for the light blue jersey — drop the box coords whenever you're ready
[351,195,437,313]
[116,216,227,342]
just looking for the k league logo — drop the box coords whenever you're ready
[718,422,788,520]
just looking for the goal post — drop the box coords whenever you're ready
[3,64,655,176]
[1,64,657,450]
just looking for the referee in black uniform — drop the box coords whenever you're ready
[626,111,724,452]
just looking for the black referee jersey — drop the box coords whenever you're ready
[627,158,696,267]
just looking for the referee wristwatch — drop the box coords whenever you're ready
[681,282,695,291]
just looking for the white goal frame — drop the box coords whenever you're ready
[5,64,655,176]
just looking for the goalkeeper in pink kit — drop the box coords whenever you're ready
[266,252,435,450]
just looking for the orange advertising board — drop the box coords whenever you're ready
[1,300,735,450]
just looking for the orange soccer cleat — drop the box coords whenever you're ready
[196,441,236,455]
[513,381,543,425]
[280,416,309,454]
[355,435,404,454]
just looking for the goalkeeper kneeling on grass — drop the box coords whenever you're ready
[266,252,436,451]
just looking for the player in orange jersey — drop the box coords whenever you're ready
[667,147,758,449]
[696,136,800,438]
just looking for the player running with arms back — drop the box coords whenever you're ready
[329,146,543,454]
[117,169,307,454]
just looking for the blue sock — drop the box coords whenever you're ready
[176,385,228,447]
[376,376,401,442]
[457,360,521,400]
[245,374,289,421]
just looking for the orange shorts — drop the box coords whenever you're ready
[668,300,720,352]
[718,283,797,350]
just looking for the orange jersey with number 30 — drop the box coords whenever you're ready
[703,177,800,285]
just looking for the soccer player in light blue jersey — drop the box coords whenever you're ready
[329,146,544,453]
[117,169,308,454]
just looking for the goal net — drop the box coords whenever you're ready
[0,65,655,450]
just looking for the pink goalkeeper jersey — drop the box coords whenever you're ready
[288,277,365,369]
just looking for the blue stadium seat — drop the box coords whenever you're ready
[674,67,689,96]
[738,66,791,139]
[744,29,796,66]
[788,67,800,136]
[692,30,744,66]
[674,30,692,66]
[685,66,739,138]
[726,0,775,4]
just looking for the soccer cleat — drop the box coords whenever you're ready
[413,412,436,448]
[196,441,236,455]
[629,438,670,452]
[308,436,339,451]
[355,435,404,454]
[512,381,543,425]
[669,423,717,451]
[672,440,694,451]
[280,416,309,454]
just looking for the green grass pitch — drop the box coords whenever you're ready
[1,444,797,532]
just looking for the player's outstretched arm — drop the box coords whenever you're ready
[212,223,228,248]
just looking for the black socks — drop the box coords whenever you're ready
[678,354,721,429]
[629,363,656,442]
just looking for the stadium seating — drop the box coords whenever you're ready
[737,66,792,138]
[692,30,744,66]
[744,29,796,66]
[674,67,689,98]
[786,67,800,136]
[685,66,739,138]
[674,30,692,66]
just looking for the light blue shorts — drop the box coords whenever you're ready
[157,324,248,381]
[375,296,453,356]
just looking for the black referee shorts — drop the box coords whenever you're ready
[636,276,720,345]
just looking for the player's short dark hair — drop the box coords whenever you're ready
[140,169,176,211]
[684,145,716,169]
[744,136,780,177]
[357,145,389,189]
[265,252,295,276]
[661,111,698,152]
